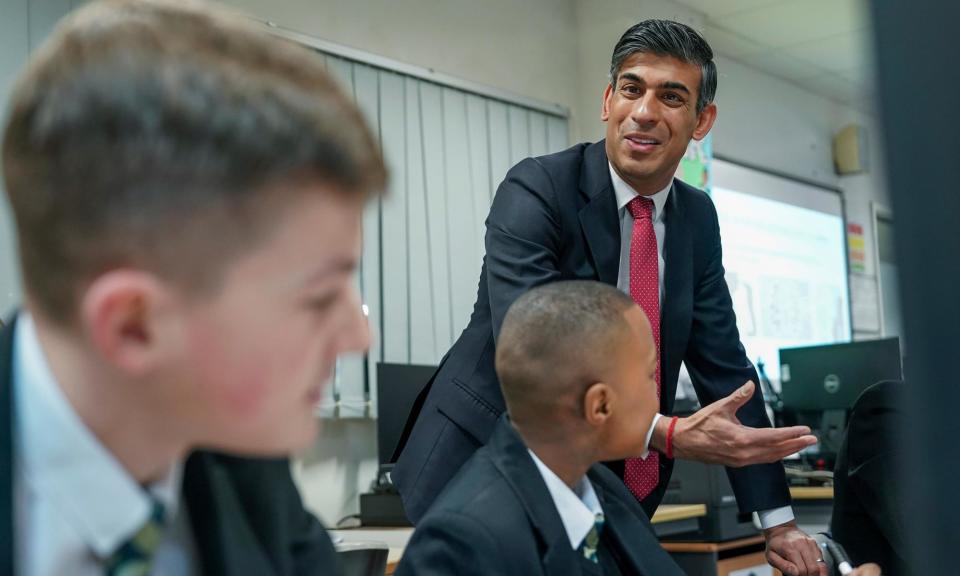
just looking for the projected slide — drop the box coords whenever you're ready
[711,186,851,382]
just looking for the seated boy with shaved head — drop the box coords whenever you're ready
[397,281,883,576]
[397,280,684,575]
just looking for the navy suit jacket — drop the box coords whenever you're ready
[0,316,341,575]
[393,141,790,524]
[396,418,684,576]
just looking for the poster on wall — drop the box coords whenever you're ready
[675,133,712,193]
[847,222,867,273]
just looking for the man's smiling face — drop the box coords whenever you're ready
[602,52,716,195]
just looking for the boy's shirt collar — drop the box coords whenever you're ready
[14,313,182,559]
[527,448,603,550]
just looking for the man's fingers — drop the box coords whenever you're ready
[853,563,882,576]
[784,545,811,576]
[740,427,814,445]
[753,425,814,442]
[722,436,818,467]
[716,380,757,413]
[796,536,825,576]
[767,549,798,576]
[737,438,819,466]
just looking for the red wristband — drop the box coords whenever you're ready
[665,416,680,459]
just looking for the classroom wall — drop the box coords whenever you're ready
[218,0,580,122]
[0,0,890,526]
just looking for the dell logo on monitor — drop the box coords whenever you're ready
[823,374,841,394]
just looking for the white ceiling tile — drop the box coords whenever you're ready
[713,0,867,48]
[703,24,765,57]
[737,50,828,81]
[670,0,787,20]
[785,29,871,74]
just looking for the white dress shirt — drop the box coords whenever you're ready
[608,165,794,529]
[528,450,603,550]
[13,314,197,576]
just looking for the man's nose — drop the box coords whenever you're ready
[629,93,661,128]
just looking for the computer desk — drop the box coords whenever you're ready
[336,492,834,575]
[332,503,708,575]
[789,485,835,536]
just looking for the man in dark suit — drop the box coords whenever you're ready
[832,380,907,575]
[395,19,825,576]
[0,1,385,574]
[398,281,685,575]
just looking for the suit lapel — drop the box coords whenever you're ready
[183,453,279,576]
[595,497,654,576]
[590,469,681,576]
[578,142,620,286]
[1,317,17,576]
[661,181,694,410]
[487,419,584,576]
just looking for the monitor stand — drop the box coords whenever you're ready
[816,409,848,462]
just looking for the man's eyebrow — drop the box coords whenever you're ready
[658,81,691,94]
[618,72,645,85]
[617,74,691,95]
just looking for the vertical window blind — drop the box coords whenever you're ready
[313,52,570,417]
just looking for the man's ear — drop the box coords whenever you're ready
[79,270,178,377]
[692,102,717,141]
[583,382,614,427]
[601,83,614,122]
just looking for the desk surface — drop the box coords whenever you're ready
[660,534,766,554]
[651,503,708,523]
[790,486,834,500]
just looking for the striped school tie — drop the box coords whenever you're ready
[104,499,166,576]
[579,512,606,564]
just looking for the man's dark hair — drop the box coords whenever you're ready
[609,19,717,114]
[496,281,637,424]
[2,0,387,324]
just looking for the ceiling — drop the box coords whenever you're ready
[672,0,875,113]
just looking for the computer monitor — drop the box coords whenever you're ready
[778,338,902,465]
[376,362,437,466]
[779,338,902,411]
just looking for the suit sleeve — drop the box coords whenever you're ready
[395,512,505,576]
[485,157,563,339]
[683,199,791,513]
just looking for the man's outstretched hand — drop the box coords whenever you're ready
[651,381,817,467]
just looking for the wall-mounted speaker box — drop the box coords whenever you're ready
[833,123,869,175]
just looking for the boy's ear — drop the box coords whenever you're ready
[583,382,613,427]
[79,270,178,377]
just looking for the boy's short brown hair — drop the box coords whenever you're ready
[2,0,386,324]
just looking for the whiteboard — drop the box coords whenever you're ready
[711,159,852,382]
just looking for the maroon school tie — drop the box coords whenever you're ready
[623,195,661,501]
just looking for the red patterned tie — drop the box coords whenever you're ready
[624,195,661,501]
